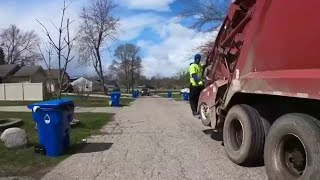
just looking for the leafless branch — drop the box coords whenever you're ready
[179,0,230,32]
[37,0,75,98]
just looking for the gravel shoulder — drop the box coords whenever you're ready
[42,97,267,180]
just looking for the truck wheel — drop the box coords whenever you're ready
[199,102,211,126]
[223,104,267,165]
[264,114,320,180]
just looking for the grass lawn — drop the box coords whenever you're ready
[0,96,134,107]
[0,112,113,178]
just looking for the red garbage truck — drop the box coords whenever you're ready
[198,0,320,179]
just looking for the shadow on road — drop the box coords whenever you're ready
[68,143,113,154]
[203,129,223,142]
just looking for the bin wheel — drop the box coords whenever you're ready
[223,104,267,165]
[34,144,46,155]
[264,113,320,180]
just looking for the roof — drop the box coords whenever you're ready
[71,77,93,86]
[70,77,80,82]
[13,66,44,77]
[0,64,19,78]
[45,69,70,80]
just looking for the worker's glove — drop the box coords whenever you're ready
[198,81,204,86]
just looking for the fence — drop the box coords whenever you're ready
[0,83,44,101]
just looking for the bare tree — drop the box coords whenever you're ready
[37,0,76,98]
[179,0,230,32]
[111,43,142,93]
[179,0,232,54]
[0,25,40,65]
[78,0,119,94]
[197,40,216,54]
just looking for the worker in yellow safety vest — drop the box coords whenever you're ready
[189,54,204,116]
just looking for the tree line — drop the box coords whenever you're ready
[139,70,189,90]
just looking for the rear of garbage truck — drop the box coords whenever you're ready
[198,0,320,179]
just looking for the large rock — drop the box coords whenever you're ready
[0,128,28,149]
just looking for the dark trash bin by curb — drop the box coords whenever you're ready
[183,92,189,101]
[111,92,121,107]
[132,91,139,98]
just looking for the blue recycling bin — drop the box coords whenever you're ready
[183,92,189,101]
[168,91,172,98]
[111,92,121,107]
[132,91,139,98]
[28,99,74,157]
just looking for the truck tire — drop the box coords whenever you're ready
[199,102,211,126]
[264,114,320,180]
[223,104,267,165]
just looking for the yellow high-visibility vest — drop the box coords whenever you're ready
[189,63,203,86]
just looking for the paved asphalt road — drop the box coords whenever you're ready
[43,97,268,180]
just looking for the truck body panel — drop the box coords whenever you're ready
[198,1,320,178]
[200,0,320,112]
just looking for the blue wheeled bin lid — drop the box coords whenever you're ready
[28,99,74,110]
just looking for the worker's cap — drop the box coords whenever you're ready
[194,54,202,60]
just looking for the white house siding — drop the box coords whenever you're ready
[71,77,93,92]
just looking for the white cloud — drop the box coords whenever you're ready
[139,19,219,77]
[118,0,176,11]
[118,13,164,41]
[0,0,84,42]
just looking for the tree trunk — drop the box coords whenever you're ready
[127,82,130,94]
[131,64,134,92]
[96,49,107,95]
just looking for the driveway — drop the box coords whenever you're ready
[42,97,267,180]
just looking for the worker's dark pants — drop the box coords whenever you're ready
[189,85,204,115]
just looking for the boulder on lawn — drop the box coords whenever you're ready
[0,128,28,149]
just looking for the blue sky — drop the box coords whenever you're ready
[0,0,221,77]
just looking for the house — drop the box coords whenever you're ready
[90,79,119,93]
[71,77,93,92]
[45,69,71,92]
[10,65,47,83]
[136,85,155,91]
[0,64,19,83]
